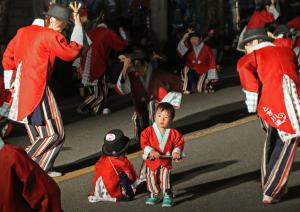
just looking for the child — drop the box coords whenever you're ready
[140,102,184,207]
[88,129,137,203]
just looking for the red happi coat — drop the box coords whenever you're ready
[2,25,82,121]
[80,26,127,82]
[247,9,275,30]
[140,126,184,171]
[92,156,137,199]
[184,43,216,75]
[127,69,182,116]
[0,144,61,212]
[237,44,300,133]
[287,16,300,29]
[273,38,294,48]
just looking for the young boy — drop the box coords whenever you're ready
[140,102,184,207]
[88,129,137,203]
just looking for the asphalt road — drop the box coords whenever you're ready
[57,117,300,212]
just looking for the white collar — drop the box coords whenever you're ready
[97,23,108,28]
[32,18,45,27]
[252,41,275,51]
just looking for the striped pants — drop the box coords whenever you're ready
[146,166,171,197]
[78,75,108,114]
[261,125,299,199]
[25,87,64,172]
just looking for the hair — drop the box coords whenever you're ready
[155,102,175,120]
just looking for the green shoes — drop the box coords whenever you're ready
[145,197,160,205]
[162,195,173,207]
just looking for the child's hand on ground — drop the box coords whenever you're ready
[172,152,181,161]
[149,150,160,159]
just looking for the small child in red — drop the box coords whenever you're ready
[140,102,185,207]
[88,129,137,203]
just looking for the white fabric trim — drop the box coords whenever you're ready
[207,68,218,80]
[279,74,300,141]
[142,146,154,160]
[0,102,10,117]
[97,23,108,28]
[252,42,275,51]
[71,25,84,45]
[32,18,45,26]
[242,89,258,113]
[161,92,182,108]
[0,137,3,150]
[88,177,116,203]
[294,47,300,57]
[81,48,98,86]
[119,29,127,41]
[267,4,280,20]
[177,39,189,56]
[115,72,131,95]
[153,123,170,152]
[182,66,189,91]
[4,70,13,89]
[237,26,247,52]
[193,42,204,59]
[172,147,181,155]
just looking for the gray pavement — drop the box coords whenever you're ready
[58,119,300,212]
[5,84,246,170]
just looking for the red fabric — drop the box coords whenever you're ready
[295,37,300,48]
[92,156,137,199]
[247,10,275,30]
[80,27,127,82]
[140,127,184,171]
[127,70,182,116]
[2,25,82,121]
[185,44,216,75]
[0,144,61,212]
[0,75,4,106]
[237,46,300,133]
[273,38,294,48]
[287,16,300,29]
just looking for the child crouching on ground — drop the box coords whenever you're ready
[140,102,185,207]
[88,129,137,202]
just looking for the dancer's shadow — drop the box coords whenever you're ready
[175,160,300,206]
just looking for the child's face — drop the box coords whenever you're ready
[154,109,172,129]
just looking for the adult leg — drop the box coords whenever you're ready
[261,126,299,203]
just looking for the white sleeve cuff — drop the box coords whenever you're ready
[142,146,154,160]
[172,147,182,155]
[243,89,258,113]
[4,70,13,89]
[119,30,127,41]
[268,5,280,20]
[71,25,84,45]
[207,69,218,80]
[177,39,189,56]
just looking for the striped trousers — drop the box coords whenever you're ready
[77,75,108,115]
[146,166,172,197]
[261,125,299,199]
[25,87,64,172]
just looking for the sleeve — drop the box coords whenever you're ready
[177,38,189,57]
[206,46,218,80]
[261,10,276,23]
[14,150,61,212]
[48,31,83,62]
[172,131,184,155]
[0,75,4,106]
[267,4,280,20]
[237,53,260,113]
[109,31,127,52]
[140,129,154,160]
[114,71,131,95]
[123,160,137,182]
[2,36,17,71]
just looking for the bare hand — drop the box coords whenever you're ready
[69,1,82,26]
[119,55,131,75]
[183,27,194,40]
[172,152,181,161]
[149,150,160,160]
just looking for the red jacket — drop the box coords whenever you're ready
[247,10,275,30]
[92,156,137,199]
[185,44,216,75]
[0,144,61,212]
[287,16,300,29]
[2,25,82,121]
[80,26,127,81]
[237,44,300,133]
[273,38,294,48]
[140,126,184,171]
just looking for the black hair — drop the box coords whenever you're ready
[155,102,175,120]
